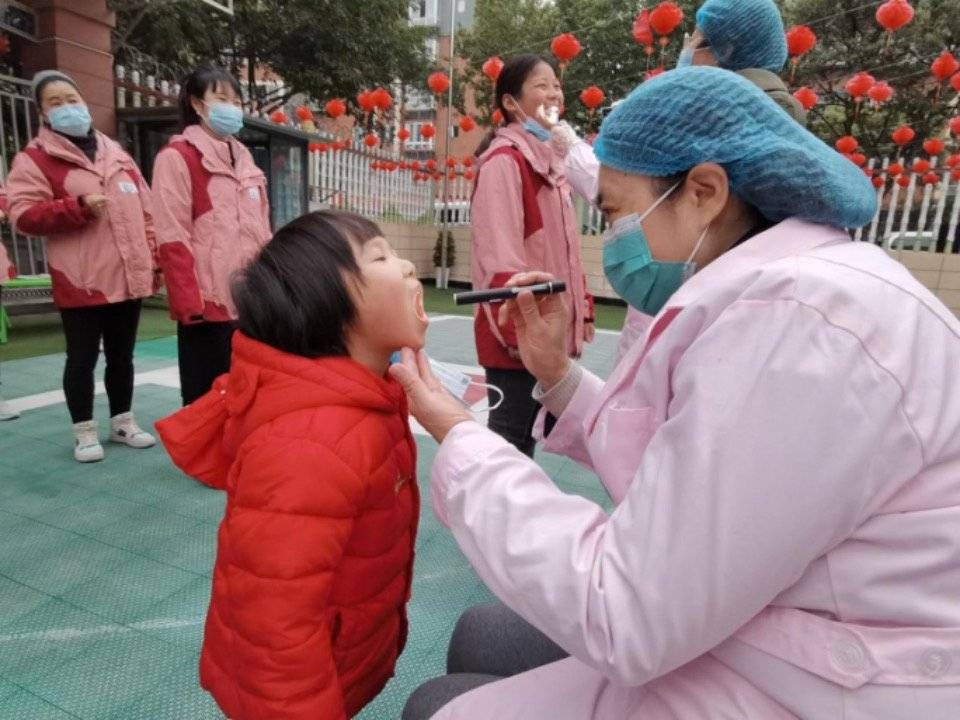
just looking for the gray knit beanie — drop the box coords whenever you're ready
[31,70,80,104]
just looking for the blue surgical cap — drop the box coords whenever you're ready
[593,67,877,229]
[696,0,788,72]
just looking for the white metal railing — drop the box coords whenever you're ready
[855,155,960,253]
[114,64,180,110]
[308,139,475,226]
[0,72,46,275]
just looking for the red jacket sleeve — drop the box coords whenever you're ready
[224,432,366,720]
[7,152,94,236]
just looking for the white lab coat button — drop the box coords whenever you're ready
[919,649,951,679]
[831,640,867,674]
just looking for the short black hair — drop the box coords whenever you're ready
[178,66,243,130]
[232,210,383,358]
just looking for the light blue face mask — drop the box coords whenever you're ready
[676,48,695,68]
[205,102,244,136]
[47,105,92,137]
[602,181,708,316]
[522,118,551,142]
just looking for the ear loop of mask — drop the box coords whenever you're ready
[467,380,504,414]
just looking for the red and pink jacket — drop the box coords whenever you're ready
[7,128,157,307]
[470,123,592,369]
[151,125,272,324]
[0,186,14,280]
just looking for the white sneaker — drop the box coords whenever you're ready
[109,412,156,449]
[0,399,19,421]
[73,420,104,463]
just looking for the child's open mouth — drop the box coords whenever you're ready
[414,286,429,324]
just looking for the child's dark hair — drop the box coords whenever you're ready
[233,211,382,358]
[178,66,243,129]
[475,54,555,157]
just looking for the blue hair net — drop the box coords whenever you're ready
[593,67,877,229]
[696,0,788,72]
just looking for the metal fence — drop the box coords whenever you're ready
[0,72,45,274]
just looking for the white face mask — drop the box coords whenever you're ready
[389,353,505,413]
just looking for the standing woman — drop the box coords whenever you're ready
[7,71,158,461]
[470,55,593,458]
[152,67,271,405]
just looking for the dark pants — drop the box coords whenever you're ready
[402,602,569,720]
[60,300,142,423]
[484,367,540,458]
[177,321,234,405]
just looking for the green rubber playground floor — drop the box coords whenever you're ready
[0,314,620,719]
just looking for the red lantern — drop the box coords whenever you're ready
[432,172,443,181]
[645,67,665,81]
[785,25,817,82]
[867,81,893,107]
[872,176,885,189]
[357,90,377,113]
[876,0,914,33]
[295,106,313,122]
[887,163,904,177]
[270,110,288,125]
[426,158,438,172]
[923,138,945,156]
[308,142,321,153]
[372,87,393,111]
[458,116,476,133]
[317,143,329,153]
[464,170,475,182]
[363,133,379,148]
[835,136,859,154]
[896,175,911,188]
[649,2,684,39]
[427,72,450,95]
[844,72,875,100]
[410,160,421,171]
[953,169,960,182]
[891,125,915,146]
[931,51,960,82]
[446,157,457,169]
[491,109,504,125]
[397,128,411,143]
[550,33,582,64]
[793,86,818,111]
[632,9,655,54]
[420,123,436,139]
[482,56,504,83]
[462,156,474,168]
[946,154,960,169]
[949,117,960,136]
[325,99,346,119]
[851,153,867,167]
[580,85,605,110]
[912,159,931,174]
[786,26,817,58]
[923,171,940,186]
[0,34,9,56]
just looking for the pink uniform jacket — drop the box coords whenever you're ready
[430,219,960,718]
[7,128,157,307]
[470,124,591,369]
[151,125,271,324]
[0,185,14,280]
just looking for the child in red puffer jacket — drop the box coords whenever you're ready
[157,210,430,720]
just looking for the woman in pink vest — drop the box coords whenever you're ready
[152,67,272,405]
[470,55,593,457]
[7,71,158,462]
[0,184,19,421]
